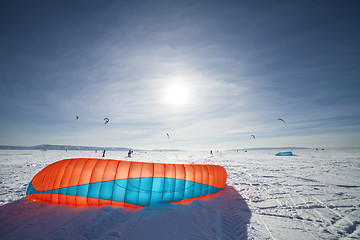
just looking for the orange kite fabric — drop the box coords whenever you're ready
[26,158,227,208]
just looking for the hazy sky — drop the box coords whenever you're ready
[1,0,359,150]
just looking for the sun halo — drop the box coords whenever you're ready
[165,84,190,105]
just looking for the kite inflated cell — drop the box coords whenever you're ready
[26,158,227,208]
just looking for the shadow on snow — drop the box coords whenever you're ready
[0,186,251,240]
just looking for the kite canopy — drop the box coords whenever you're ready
[104,118,109,124]
[277,118,286,125]
[275,151,293,156]
[26,158,227,208]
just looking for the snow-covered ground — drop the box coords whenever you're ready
[0,149,359,239]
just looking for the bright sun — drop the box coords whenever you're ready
[165,84,189,105]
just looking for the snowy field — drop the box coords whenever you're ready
[0,149,359,239]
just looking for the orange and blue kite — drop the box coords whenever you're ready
[26,158,227,208]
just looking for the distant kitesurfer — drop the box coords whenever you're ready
[210,150,213,155]
[128,150,133,158]
[102,150,106,157]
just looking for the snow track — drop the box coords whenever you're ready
[224,149,360,239]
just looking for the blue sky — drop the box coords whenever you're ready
[1,0,359,150]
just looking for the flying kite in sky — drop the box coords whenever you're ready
[251,135,255,139]
[76,116,78,120]
[104,118,109,124]
[277,118,286,125]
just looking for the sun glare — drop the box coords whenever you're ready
[165,84,189,105]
